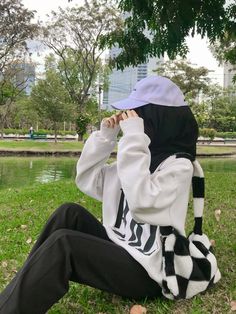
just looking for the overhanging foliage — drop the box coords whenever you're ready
[100,0,227,69]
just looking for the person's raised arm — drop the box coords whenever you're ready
[75,113,122,201]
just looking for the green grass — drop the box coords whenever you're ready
[0,172,235,313]
[0,140,84,151]
[0,140,236,156]
[197,145,236,155]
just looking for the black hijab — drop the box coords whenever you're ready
[134,104,199,173]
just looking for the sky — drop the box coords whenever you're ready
[22,0,224,86]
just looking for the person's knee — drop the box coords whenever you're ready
[48,228,74,245]
[43,229,74,270]
[55,202,84,217]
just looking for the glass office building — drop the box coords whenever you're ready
[103,48,163,110]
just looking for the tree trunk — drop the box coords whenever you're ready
[77,132,83,141]
[54,123,58,144]
[0,120,4,139]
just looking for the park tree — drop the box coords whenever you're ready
[191,101,210,129]
[155,60,211,99]
[42,0,122,114]
[0,0,37,72]
[206,86,236,132]
[44,53,111,139]
[0,80,17,137]
[154,59,236,132]
[211,3,236,83]
[31,69,74,143]
[11,95,39,130]
[100,0,227,69]
[0,0,38,137]
[0,75,29,138]
[0,58,37,138]
[192,85,236,132]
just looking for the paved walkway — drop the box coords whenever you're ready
[0,149,235,158]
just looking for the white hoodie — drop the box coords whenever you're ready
[75,117,193,285]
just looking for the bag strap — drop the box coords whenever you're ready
[160,156,205,236]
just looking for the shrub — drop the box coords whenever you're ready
[36,129,48,135]
[199,128,217,141]
[3,128,28,135]
[216,132,236,139]
[3,129,77,136]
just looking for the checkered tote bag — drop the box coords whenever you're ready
[160,160,221,300]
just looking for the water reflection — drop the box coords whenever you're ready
[35,169,64,183]
[0,157,77,190]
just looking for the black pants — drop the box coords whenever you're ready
[0,203,162,314]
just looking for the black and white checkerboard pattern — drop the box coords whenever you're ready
[161,160,221,300]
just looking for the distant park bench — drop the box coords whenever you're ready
[32,133,47,140]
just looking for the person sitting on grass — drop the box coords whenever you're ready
[0,76,207,313]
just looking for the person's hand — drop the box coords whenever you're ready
[121,110,139,120]
[102,110,139,128]
[102,112,123,128]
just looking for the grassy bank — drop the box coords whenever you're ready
[0,140,84,151]
[0,140,236,155]
[0,168,235,313]
[197,146,236,155]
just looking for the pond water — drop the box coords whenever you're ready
[0,157,236,190]
[0,157,77,190]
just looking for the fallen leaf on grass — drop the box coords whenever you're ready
[214,209,221,222]
[210,239,216,247]
[231,300,236,311]
[2,261,8,268]
[112,295,121,304]
[130,305,147,314]
[26,237,32,244]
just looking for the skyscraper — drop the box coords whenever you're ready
[223,62,236,88]
[103,47,163,110]
[14,62,36,95]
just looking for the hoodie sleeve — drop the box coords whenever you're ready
[117,117,193,226]
[75,121,120,201]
